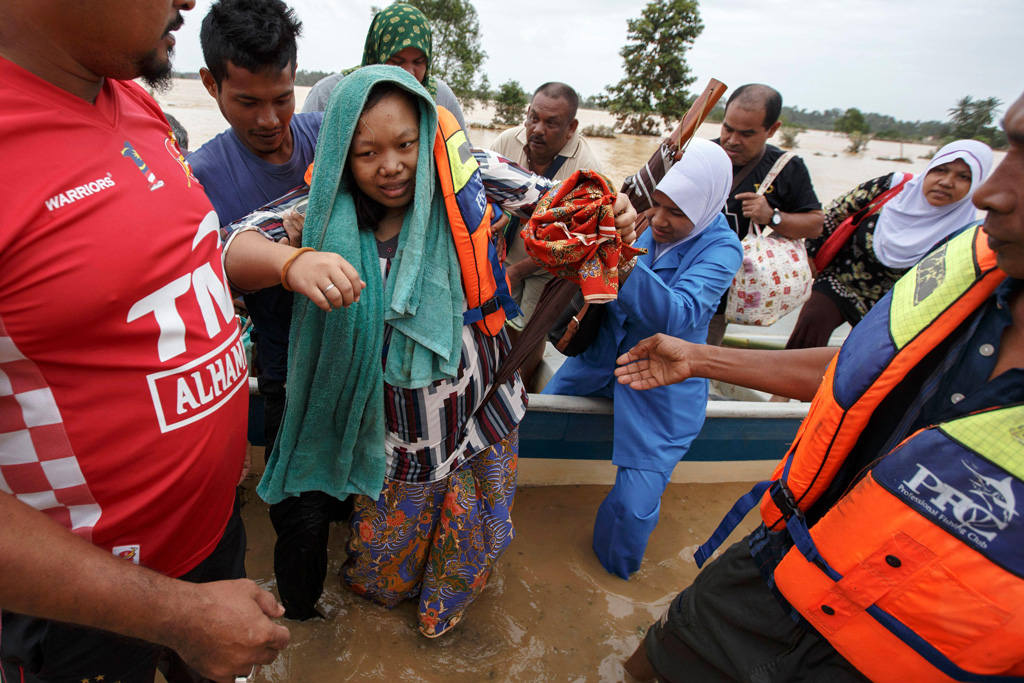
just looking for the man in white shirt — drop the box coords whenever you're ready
[490,82,603,387]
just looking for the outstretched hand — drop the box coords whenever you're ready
[167,579,290,683]
[614,333,699,390]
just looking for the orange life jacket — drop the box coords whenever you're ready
[433,106,519,335]
[302,107,519,335]
[697,225,1024,682]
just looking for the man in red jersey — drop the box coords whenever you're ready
[0,1,290,682]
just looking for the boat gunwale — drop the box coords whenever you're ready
[525,393,810,419]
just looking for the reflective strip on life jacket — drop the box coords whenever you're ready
[889,224,991,349]
[941,405,1024,478]
[433,106,520,335]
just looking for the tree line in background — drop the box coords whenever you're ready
[172,0,1009,151]
[777,96,1007,149]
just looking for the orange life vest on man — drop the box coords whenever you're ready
[697,225,1024,682]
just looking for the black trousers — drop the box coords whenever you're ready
[259,377,352,621]
[269,491,352,620]
[643,536,869,683]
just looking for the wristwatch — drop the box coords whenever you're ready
[770,208,782,226]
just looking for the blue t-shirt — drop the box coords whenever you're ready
[190,111,322,223]
[190,111,323,382]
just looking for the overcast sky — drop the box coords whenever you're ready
[171,0,1023,123]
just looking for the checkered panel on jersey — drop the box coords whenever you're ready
[0,317,100,540]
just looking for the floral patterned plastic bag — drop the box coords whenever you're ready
[725,223,812,326]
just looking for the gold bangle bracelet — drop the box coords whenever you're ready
[280,247,315,291]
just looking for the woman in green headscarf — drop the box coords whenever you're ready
[301,2,468,130]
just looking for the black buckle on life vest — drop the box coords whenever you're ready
[478,297,501,317]
[769,480,803,521]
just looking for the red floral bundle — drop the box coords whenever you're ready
[522,170,645,303]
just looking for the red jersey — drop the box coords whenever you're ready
[0,57,248,577]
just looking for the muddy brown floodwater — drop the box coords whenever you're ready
[231,448,761,683]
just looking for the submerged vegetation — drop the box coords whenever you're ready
[581,124,617,139]
[778,126,801,149]
[845,131,871,154]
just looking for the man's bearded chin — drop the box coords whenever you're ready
[139,46,174,92]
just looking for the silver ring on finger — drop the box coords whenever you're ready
[322,283,336,294]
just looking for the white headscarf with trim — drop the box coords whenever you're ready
[652,137,733,261]
[873,139,993,269]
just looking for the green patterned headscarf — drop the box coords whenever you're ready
[346,3,438,99]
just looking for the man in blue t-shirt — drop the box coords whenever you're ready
[189,0,319,449]
[187,0,344,622]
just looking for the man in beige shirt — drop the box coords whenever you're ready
[490,82,603,388]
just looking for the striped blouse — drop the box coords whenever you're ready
[380,257,527,483]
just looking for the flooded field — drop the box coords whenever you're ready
[233,451,762,683]
[154,78,1005,211]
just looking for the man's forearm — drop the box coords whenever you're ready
[510,256,542,279]
[773,209,824,239]
[692,344,839,401]
[0,492,191,646]
[0,492,291,680]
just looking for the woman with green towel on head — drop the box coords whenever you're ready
[307,70,520,638]
[230,65,523,637]
[301,2,469,133]
[224,65,638,637]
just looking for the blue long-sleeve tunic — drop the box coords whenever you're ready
[543,215,743,472]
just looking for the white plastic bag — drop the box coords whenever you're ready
[725,223,812,326]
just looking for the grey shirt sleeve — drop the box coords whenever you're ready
[435,78,468,132]
[302,73,345,114]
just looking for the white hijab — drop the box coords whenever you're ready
[873,139,993,269]
[652,137,733,261]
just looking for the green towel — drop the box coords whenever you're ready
[257,66,463,505]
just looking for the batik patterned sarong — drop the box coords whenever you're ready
[342,430,518,637]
